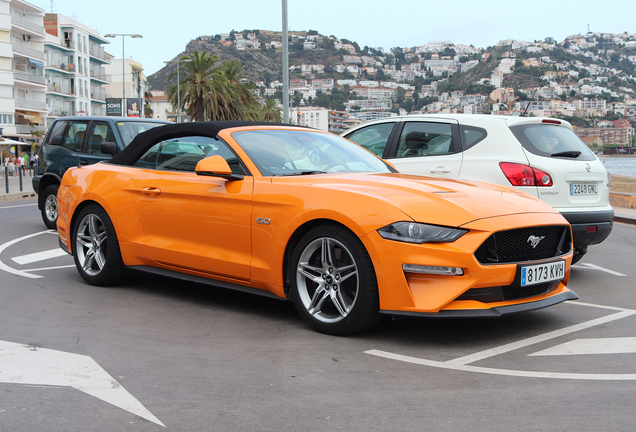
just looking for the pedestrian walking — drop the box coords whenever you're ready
[7,156,15,176]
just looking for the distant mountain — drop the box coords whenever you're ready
[147,29,636,107]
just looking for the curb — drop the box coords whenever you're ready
[0,191,36,202]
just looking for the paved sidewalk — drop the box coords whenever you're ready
[0,168,36,202]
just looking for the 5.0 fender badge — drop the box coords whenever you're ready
[256,217,271,225]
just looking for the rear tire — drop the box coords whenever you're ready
[41,184,59,229]
[289,225,381,335]
[72,204,125,286]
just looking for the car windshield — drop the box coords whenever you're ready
[115,121,167,147]
[232,129,395,176]
[510,124,596,161]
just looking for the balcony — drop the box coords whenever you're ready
[13,71,46,85]
[91,89,106,101]
[48,107,76,117]
[89,45,110,64]
[89,70,112,83]
[10,14,45,34]
[47,82,74,96]
[46,62,76,74]
[15,124,46,134]
[12,42,45,60]
[15,98,47,111]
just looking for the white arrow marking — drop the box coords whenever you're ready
[529,337,636,356]
[0,340,164,427]
[572,263,627,276]
[12,248,68,265]
[366,302,636,380]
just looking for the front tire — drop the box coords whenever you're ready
[72,204,125,286]
[41,184,59,229]
[289,225,380,335]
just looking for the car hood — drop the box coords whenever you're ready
[278,172,560,227]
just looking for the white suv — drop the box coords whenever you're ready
[343,114,613,263]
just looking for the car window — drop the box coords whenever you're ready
[115,121,167,147]
[233,129,394,176]
[510,124,596,161]
[459,125,487,150]
[46,120,69,146]
[60,121,89,152]
[133,135,242,173]
[344,123,395,157]
[395,122,458,158]
[86,121,116,155]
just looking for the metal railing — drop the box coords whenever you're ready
[12,42,46,60]
[14,98,47,110]
[13,71,46,85]
[89,70,112,83]
[10,14,44,34]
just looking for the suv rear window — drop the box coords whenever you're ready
[510,124,596,161]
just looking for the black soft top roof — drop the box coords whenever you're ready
[109,121,290,166]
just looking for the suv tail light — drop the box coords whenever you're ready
[499,162,553,187]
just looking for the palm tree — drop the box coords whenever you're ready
[167,51,218,121]
[247,97,282,122]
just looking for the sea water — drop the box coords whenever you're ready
[599,156,636,177]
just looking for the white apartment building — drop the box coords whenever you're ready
[105,58,147,117]
[0,0,46,142]
[291,106,328,131]
[43,13,112,123]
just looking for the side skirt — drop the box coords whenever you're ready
[127,265,286,300]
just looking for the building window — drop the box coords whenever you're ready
[0,114,14,125]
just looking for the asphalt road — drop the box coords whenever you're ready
[1,198,636,431]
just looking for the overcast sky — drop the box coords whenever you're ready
[29,0,636,76]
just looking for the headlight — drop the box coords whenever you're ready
[378,222,467,244]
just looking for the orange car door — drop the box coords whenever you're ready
[136,137,253,281]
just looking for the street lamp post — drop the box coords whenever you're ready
[164,59,181,123]
[104,33,142,116]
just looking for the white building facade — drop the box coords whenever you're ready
[43,13,112,124]
[0,0,46,142]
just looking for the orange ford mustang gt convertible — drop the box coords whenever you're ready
[56,121,577,335]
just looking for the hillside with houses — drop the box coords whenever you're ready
[147,30,636,150]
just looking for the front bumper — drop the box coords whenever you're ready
[382,289,578,318]
[362,212,574,316]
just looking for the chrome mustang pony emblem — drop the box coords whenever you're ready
[527,235,545,249]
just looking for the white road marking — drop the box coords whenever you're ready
[529,337,636,356]
[572,263,627,276]
[0,230,73,278]
[12,248,68,265]
[0,230,54,278]
[0,203,37,209]
[365,303,636,380]
[0,339,164,427]
[443,309,636,367]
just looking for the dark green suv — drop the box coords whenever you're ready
[33,116,171,228]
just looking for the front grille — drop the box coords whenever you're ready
[474,225,571,264]
[457,281,557,303]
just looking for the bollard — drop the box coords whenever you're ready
[19,165,23,191]
[4,166,8,193]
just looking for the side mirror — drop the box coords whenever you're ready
[195,155,243,181]
[100,141,118,156]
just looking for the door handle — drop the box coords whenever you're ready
[430,166,451,174]
[141,187,161,197]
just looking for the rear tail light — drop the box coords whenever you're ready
[499,162,553,187]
